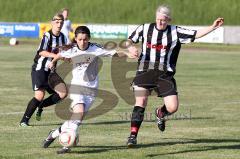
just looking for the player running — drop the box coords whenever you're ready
[126,4,224,147]
[19,12,68,127]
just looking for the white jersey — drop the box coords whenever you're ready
[60,43,116,89]
[61,19,72,44]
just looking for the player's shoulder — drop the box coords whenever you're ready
[88,42,104,50]
[71,43,79,51]
[43,31,51,38]
[59,32,66,37]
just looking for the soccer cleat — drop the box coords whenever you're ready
[57,147,71,154]
[127,135,137,148]
[19,122,32,127]
[42,130,56,148]
[36,108,43,121]
[155,108,166,132]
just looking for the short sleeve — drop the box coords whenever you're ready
[59,48,74,58]
[95,47,117,57]
[128,24,144,43]
[177,26,197,44]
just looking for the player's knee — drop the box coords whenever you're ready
[166,103,179,113]
[34,92,45,101]
[58,91,67,99]
[135,96,148,107]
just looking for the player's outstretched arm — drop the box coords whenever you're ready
[123,39,139,59]
[195,17,224,39]
[114,47,138,59]
[48,54,62,70]
[39,51,59,58]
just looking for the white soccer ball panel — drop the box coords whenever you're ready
[59,129,76,147]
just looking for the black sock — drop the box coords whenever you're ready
[20,97,41,123]
[157,105,171,118]
[130,106,145,137]
[38,93,62,109]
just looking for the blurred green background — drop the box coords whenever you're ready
[0,0,238,25]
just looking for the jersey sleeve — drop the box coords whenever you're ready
[176,26,197,44]
[128,24,144,43]
[95,47,117,57]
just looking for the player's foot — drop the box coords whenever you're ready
[36,108,43,121]
[127,135,137,148]
[19,122,32,127]
[57,147,71,154]
[155,108,166,132]
[42,130,56,148]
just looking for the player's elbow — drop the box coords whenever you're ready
[59,92,67,99]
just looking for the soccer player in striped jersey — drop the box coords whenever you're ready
[19,13,68,127]
[126,4,224,147]
[42,26,130,154]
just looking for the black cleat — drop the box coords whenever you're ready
[42,130,56,148]
[127,135,137,148]
[57,147,71,154]
[36,108,43,121]
[155,108,166,132]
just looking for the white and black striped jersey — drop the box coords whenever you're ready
[129,23,197,73]
[33,30,67,71]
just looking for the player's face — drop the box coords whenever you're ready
[51,19,64,34]
[75,33,90,50]
[156,12,170,30]
[62,10,68,19]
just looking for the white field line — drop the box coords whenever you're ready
[0,110,54,116]
[1,100,240,116]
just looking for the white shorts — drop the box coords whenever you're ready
[70,94,95,112]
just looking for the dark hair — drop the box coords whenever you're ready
[74,26,91,38]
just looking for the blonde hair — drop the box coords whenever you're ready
[156,5,171,19]
[61,8,69,13]
[52,12,64,21]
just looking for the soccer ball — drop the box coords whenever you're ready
[9,38,19,46]
[59,129,78,147]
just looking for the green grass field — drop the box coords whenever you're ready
[0,41,240,159]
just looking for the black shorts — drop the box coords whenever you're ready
[31,68,55,94]
[132,70,177,97]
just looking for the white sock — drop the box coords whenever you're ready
[52,128,60,138]
[60,120,81,133]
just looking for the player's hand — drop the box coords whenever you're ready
[48,62,54,70]
[212,17,224,29]
[127,46,139,59]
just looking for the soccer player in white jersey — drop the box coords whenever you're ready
[126,4,224,147]
[61,8,73,44]
[42,26,130,154]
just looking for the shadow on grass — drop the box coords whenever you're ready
[62,138,240,155]
[145,138,240,157]
[31,122,62,127]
